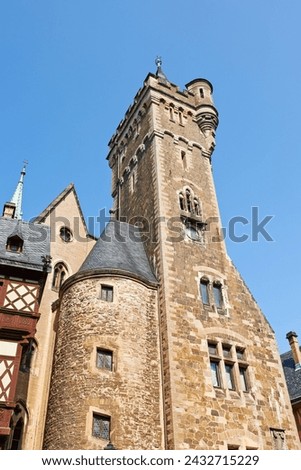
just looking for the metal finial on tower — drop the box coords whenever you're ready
[155,56,169,84]
[10,161,28,220]
[155,56,162,69]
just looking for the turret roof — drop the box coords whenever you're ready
[79,220,157,286]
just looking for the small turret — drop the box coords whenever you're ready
[185,78,219,137]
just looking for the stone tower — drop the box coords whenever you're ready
[43,63,300,450]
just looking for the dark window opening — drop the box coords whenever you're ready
[52,263,68,291]
[92,414,110,440]
[10,419,24,450]
[60,226,73,242]
[101,285,113,302]
[6,235,23,253]
[213,283,223,308]
[96,349,113,371]
[200,279,209,305]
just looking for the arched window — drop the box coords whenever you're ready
[52,262,68,291]
[213,282,223,309]
[200,278,210,305]
[194,198,200,216]
[179,192,185,211]
[186,189,192,212]
[10,418,24,450]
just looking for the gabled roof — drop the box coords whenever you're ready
[33,183,96,240]
[0,218,51,272]
[281,349,301,403]
[79,220,157,286]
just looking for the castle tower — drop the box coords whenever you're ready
[44,63,300,450]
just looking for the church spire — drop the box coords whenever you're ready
[10,162,27,220]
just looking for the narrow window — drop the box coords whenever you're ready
[101,285,113,302]
[193,198,200,216]
[179,111,183,125]
[181,151,187,170]
[10,419,24,450]
[186,189,192,212]
[179,192,185,211]
[199,88,204,98]
[225,363,235,390]
[210,361,221,387]
[130,172,136,193]
[200,278,209,305]
[213,283,223,308]
[239,366,248,392]
[169,106,174,121]
[92,414,110,440]
[52,263,68,291]
[96,349,113,371]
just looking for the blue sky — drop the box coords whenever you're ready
[0,0,300,353]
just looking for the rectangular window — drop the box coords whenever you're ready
[236,347,245,360]
[222,345,232,358]
[208,342,218,355]
[200,280,209,305]
[92,414,110,440]
[210,361,221,387]
[213,284,223,308]
[101,285,113,302]
[239,366,248,392]
[96,349,113,371]
[225,363,235,390]
[208,341,249,392]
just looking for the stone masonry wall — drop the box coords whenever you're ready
[43,275,163,450]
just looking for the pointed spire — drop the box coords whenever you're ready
[155,56,169,84]
[10,161,28,220]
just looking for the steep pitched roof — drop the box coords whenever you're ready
[0,218,50,272]
[281,349,301,403]
[33,183,96,239]
[79,220,157,286]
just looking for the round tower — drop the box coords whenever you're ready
[43,221,163,450]
[185,78,219,137]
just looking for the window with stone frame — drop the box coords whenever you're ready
[200,277,210,305]
[178,187,201,218]
[100,285,113,302]
[213,282,223,309]
[96,348,113,371]
[52,262,68,291]
[92,414,111,440]
[208,341,250,392]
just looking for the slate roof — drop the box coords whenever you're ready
[79,220,157,285]
[281,349,301,403]
[0,217,51,272]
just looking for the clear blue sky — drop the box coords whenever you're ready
[1,0,300,353]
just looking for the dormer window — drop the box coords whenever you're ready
[6,235,23,253]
